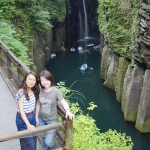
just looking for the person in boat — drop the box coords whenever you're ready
[83,64,86,69]
[81,64,87,70]
[36,70,74,150]
[78,46,83,51]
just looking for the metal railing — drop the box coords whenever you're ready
[0,40,73,150]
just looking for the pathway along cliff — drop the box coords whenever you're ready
[46,32,150,150]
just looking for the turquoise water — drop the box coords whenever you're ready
[46,32,150,150]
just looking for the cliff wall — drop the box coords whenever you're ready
[99,0,150,133]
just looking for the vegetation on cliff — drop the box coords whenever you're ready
[97,0,139,61]
[0,0,69,67]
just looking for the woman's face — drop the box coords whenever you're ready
[40,76,51,89]
[25,74,36,88]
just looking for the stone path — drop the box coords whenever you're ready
[0,73,17,136]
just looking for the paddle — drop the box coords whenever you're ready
[87,67,93,70]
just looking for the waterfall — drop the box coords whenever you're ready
[82,0,88,38]
[78,11,83,39]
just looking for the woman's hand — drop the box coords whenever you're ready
[36,117,40,127]
[65,110,75,120]
[27,123,36,131]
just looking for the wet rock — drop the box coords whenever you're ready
[135,69,150,132]
[115,57,130,102]
[103,53,119,90]
[124,65,145,122]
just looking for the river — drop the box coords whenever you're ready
[46,31,150,150]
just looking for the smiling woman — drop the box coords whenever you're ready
[15,72,40,150]
[35,70,74,150]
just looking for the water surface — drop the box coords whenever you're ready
[46,32,150,150]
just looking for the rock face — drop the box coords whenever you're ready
[100,44,150,132]
[100,0,150,133]
[103,52,119,90]
[135,69,150,132]
[116,57,130,102]
[121,66,133,113]
[123,65,145,122]
[135,0,150,68]
[33,24,66,73]
[101,45,113,80]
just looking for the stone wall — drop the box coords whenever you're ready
[33,23,66,73]
[100,0,150,133]
[100,45,150,133]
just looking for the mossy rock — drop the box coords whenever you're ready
[115,57,130,102]
[136,118,150,133]
[60,47,66,52]
[124,111,136,122]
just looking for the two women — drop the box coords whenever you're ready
[16,70,74,150]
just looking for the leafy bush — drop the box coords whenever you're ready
[57,81,134,150]
[0,20,33,67]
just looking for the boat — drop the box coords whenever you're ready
[93,45,100,51]
[86,43,94,48]
[51,53,56,59]
[70,47,75,52]
[78,46,83,52]
[80,64,88,72]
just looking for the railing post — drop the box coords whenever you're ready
[65,119,73,150]
[0,47,2,67]
[6,51,12,79]
[17,64,22,86]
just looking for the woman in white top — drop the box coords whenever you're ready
[36,70,74,150]
[15,72,40,150]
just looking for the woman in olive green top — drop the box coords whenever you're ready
[36,70,74,150]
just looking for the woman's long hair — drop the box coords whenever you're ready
[19,72,40,101]
[39,70,54,88]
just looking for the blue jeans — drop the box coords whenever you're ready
[16,112,37,150]
[38,117,56,150]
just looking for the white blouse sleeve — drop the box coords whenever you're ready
[15,89,24,101]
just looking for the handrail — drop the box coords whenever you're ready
[0,40,30,87]
[0,122,64,142]
[0,40,73,150]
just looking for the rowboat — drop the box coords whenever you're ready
[86,43,94,48]
[93,45,100,51]
[70,47,75,52]
[78,46,83,52]
[80,64,88,72]
[51,53,56,59]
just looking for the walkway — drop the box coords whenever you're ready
[0,72,17,136]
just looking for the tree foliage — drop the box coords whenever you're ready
[97,0,139,60]
[0,0,69,68]
[0,20,32,66]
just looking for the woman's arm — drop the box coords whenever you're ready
[35,99,40,126]
[18,100,35,131]
[60,99,75,120]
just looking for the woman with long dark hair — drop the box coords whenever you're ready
[15,72,40,150]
